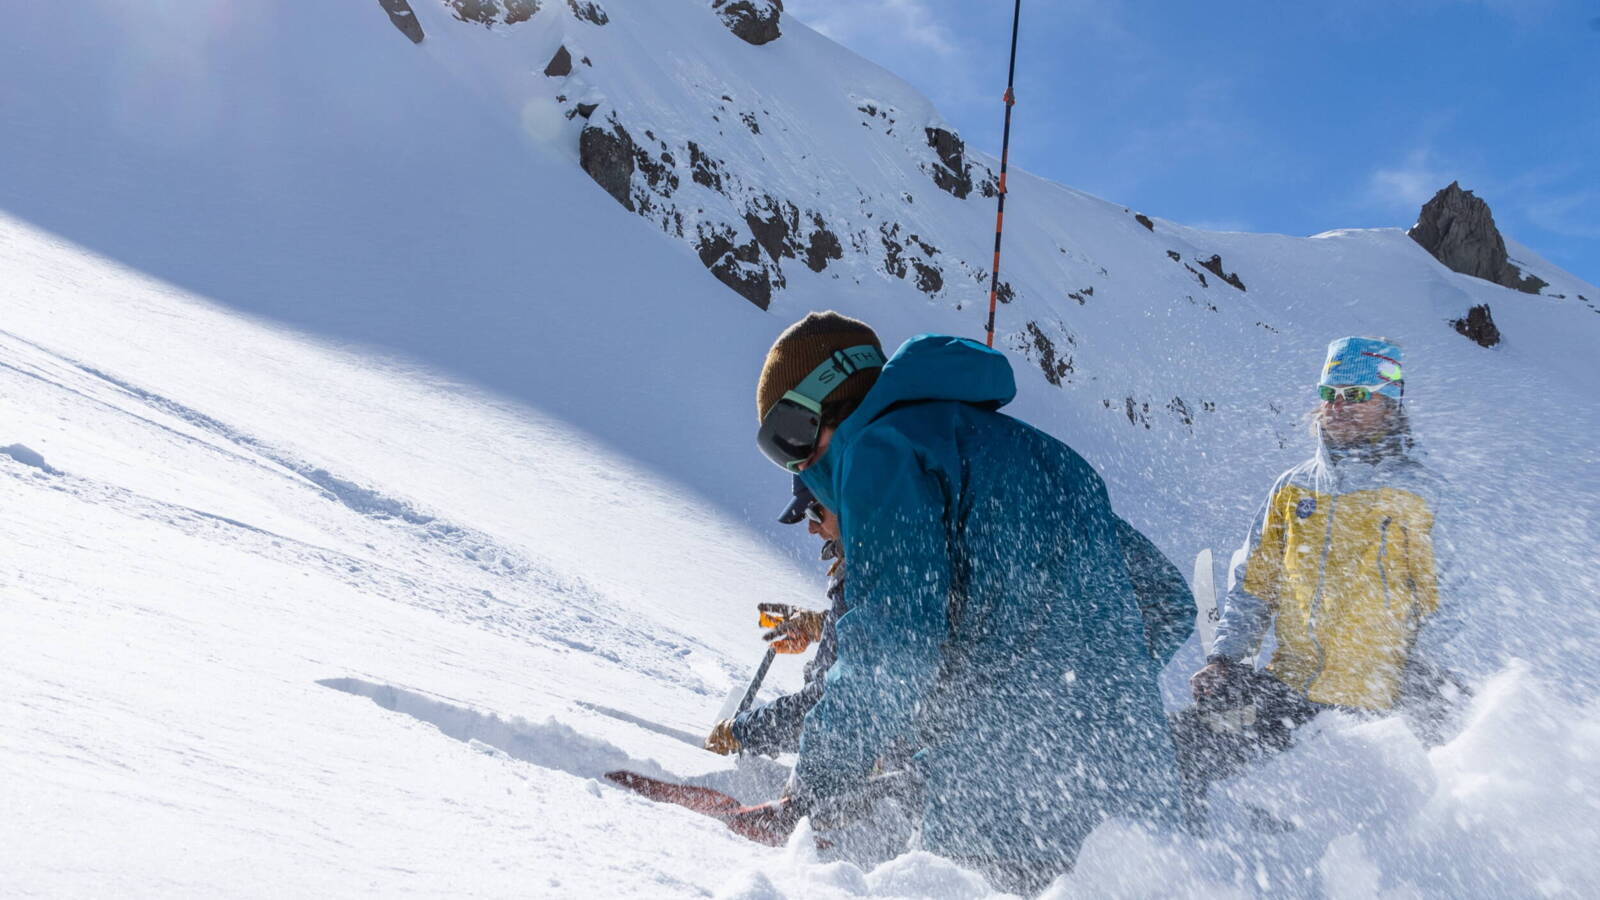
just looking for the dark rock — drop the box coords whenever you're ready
[1025,322,1074,386]
[1166,250,1181,262]
[1124,397,1152,429]
[924,127,973,199]
[567,0,608,24]
[803,216,843,272]
[503,0,538,23]
[913,262,943,295]
[711,0,782,45]
[1134,212,1154,231]
[579,120,636,211]
[687,142,724,192]
[632,139,678,195]
[1196,254,1245,291]
[1409,182,1544,294]
[377,0,426,43]
[740,111,761,134]
[544,45,573,76]
[695,224,775,309]
[1513,269,1548,294]
[448,0,500,25]
[448,0,539,26]
[744,197,799,262]
[880,224,907,279]
[1452,304,1501,348]
[1167,397,1193,429]
[996,281,1014,304]
[575,102,598,119]
[1184,264,1208,288]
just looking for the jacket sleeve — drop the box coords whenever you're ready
[793,428,950,801]
[730,679,825,756]
[1113,516,1195,665]
[1211,472,1291,662]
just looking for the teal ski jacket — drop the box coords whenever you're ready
[796,334,1184,868]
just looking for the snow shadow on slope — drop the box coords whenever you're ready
[1,443,63,476]
[318,677,787,802]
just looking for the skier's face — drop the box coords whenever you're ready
[806,504,841,542]
[1319,393,1396,445]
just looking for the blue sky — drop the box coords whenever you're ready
[786,0,1600,286]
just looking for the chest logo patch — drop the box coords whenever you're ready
[1295,498,1318,519]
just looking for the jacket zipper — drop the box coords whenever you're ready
[1377,517,1393,610]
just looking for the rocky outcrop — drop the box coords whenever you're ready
[711,0,782,45]
[924,127,973,199]
[1196,254,1245,291]
[567,0,608,24]
[1452,304,1501,348]
[1409,182,1546,294]
[377,0,426,43]
[447,0,540,26]
[803,216,843,272]
[579,120,637,211]
[695,224,776,308]
[1024,322,1074,386]
[569,80,1009,310]
[544,46,573,76]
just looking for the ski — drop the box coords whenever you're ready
[603,770,797,846]
[1193,548,1219,652]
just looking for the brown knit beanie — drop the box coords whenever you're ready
[756,311,884,423]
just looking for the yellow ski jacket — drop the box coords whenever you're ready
[1211,440,1459,710]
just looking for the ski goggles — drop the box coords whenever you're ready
[804,502,826,525]
[756,344,886,471]
[1318,383,1393,404]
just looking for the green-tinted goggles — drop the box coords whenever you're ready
[756,344,885,471]
[1319,383,1393,404]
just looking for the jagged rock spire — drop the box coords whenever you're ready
[1408,182,1545,294]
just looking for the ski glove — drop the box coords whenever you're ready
[757,603,826,654]
[704,718,741,755]
[1190,655,1252,704]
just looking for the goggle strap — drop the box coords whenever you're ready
[788,344,886,407]
[780,389,823,414]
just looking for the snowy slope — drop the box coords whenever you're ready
[4,0,1600,897]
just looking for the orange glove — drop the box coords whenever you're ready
[704,718,741,755]
[757,603,825,654]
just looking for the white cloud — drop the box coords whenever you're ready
[785,0,960,56]
[1522,190,1600,240]
[1365,148,1449,213]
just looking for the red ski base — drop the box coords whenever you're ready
[603,770,800,846]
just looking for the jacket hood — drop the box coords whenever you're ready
[845,334,1016,432]
[798,334,1015,513]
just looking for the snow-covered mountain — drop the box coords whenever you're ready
[4,0,1598,896]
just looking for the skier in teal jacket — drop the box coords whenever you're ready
[753,312,1184,892]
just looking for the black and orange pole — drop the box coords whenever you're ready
[984,0,1023,348]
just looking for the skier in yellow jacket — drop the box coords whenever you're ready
[1180,337,1467,822]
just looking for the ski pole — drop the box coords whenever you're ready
[735,647,777,716]
[984,0,1023,348]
